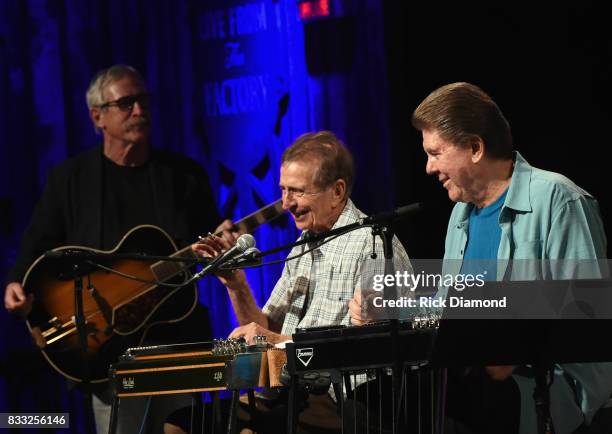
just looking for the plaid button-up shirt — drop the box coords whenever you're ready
[263,199,412,336]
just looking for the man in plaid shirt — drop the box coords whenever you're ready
[175,131,412,434]
[194,130,412,344]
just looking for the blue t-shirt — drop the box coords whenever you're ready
[460,189,508,280]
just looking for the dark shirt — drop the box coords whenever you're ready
[101,156,157,249]
[8,145,220,284]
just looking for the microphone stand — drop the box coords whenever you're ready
[252,220,370,259]
[371,223,402,434]
[250,202,423,261]
[72,263,94,434]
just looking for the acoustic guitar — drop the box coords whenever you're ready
[23,200,284,383]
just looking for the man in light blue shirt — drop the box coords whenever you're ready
[412,82,612,434]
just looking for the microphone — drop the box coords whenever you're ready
[192,234,256,280]
[360,202,424,225]
[222,247,262,269]
[222,234,256,260]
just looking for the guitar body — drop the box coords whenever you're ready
[24,225,197,383]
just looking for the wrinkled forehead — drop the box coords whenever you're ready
[280,158,320,186]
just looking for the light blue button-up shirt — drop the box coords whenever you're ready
[443,151,612,434]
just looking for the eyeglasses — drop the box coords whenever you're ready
[99,93,151,112]
[280,186,322,199]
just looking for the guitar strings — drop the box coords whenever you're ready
[84,260,192,288]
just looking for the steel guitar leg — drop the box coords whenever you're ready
[435,368,447,434]
[212,392,222,434]
[247,389,256,418]
[226,390,240,434]
[424,367,448,434]
[108,397,119,434]
[137,396,152,434]
[287,376,299,434]
[417,370,422,434]
[430,369,435,434]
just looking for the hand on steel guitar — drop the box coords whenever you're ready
[228,321,289,345]
[349,288,382,326]
[349,289,368,326]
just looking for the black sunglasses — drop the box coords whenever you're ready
[99,93,151,112]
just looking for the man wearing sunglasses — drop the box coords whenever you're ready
[4,65,227,434]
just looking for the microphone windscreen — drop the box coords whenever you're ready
[236,234,256,251]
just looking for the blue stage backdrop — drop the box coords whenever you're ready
[190,0,311,338]
[0,0,394,427]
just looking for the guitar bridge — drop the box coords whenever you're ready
[50,316,63,330]
[41,317,78,345]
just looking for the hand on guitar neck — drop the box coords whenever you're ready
[214,219,242,245]
[192,225,249,289]
[191,207,275,288]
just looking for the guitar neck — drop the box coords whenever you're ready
[216,199,283,236]
[150,245,198,282]
[152,199,284,282]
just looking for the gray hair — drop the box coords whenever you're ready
[85,64,144,110]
